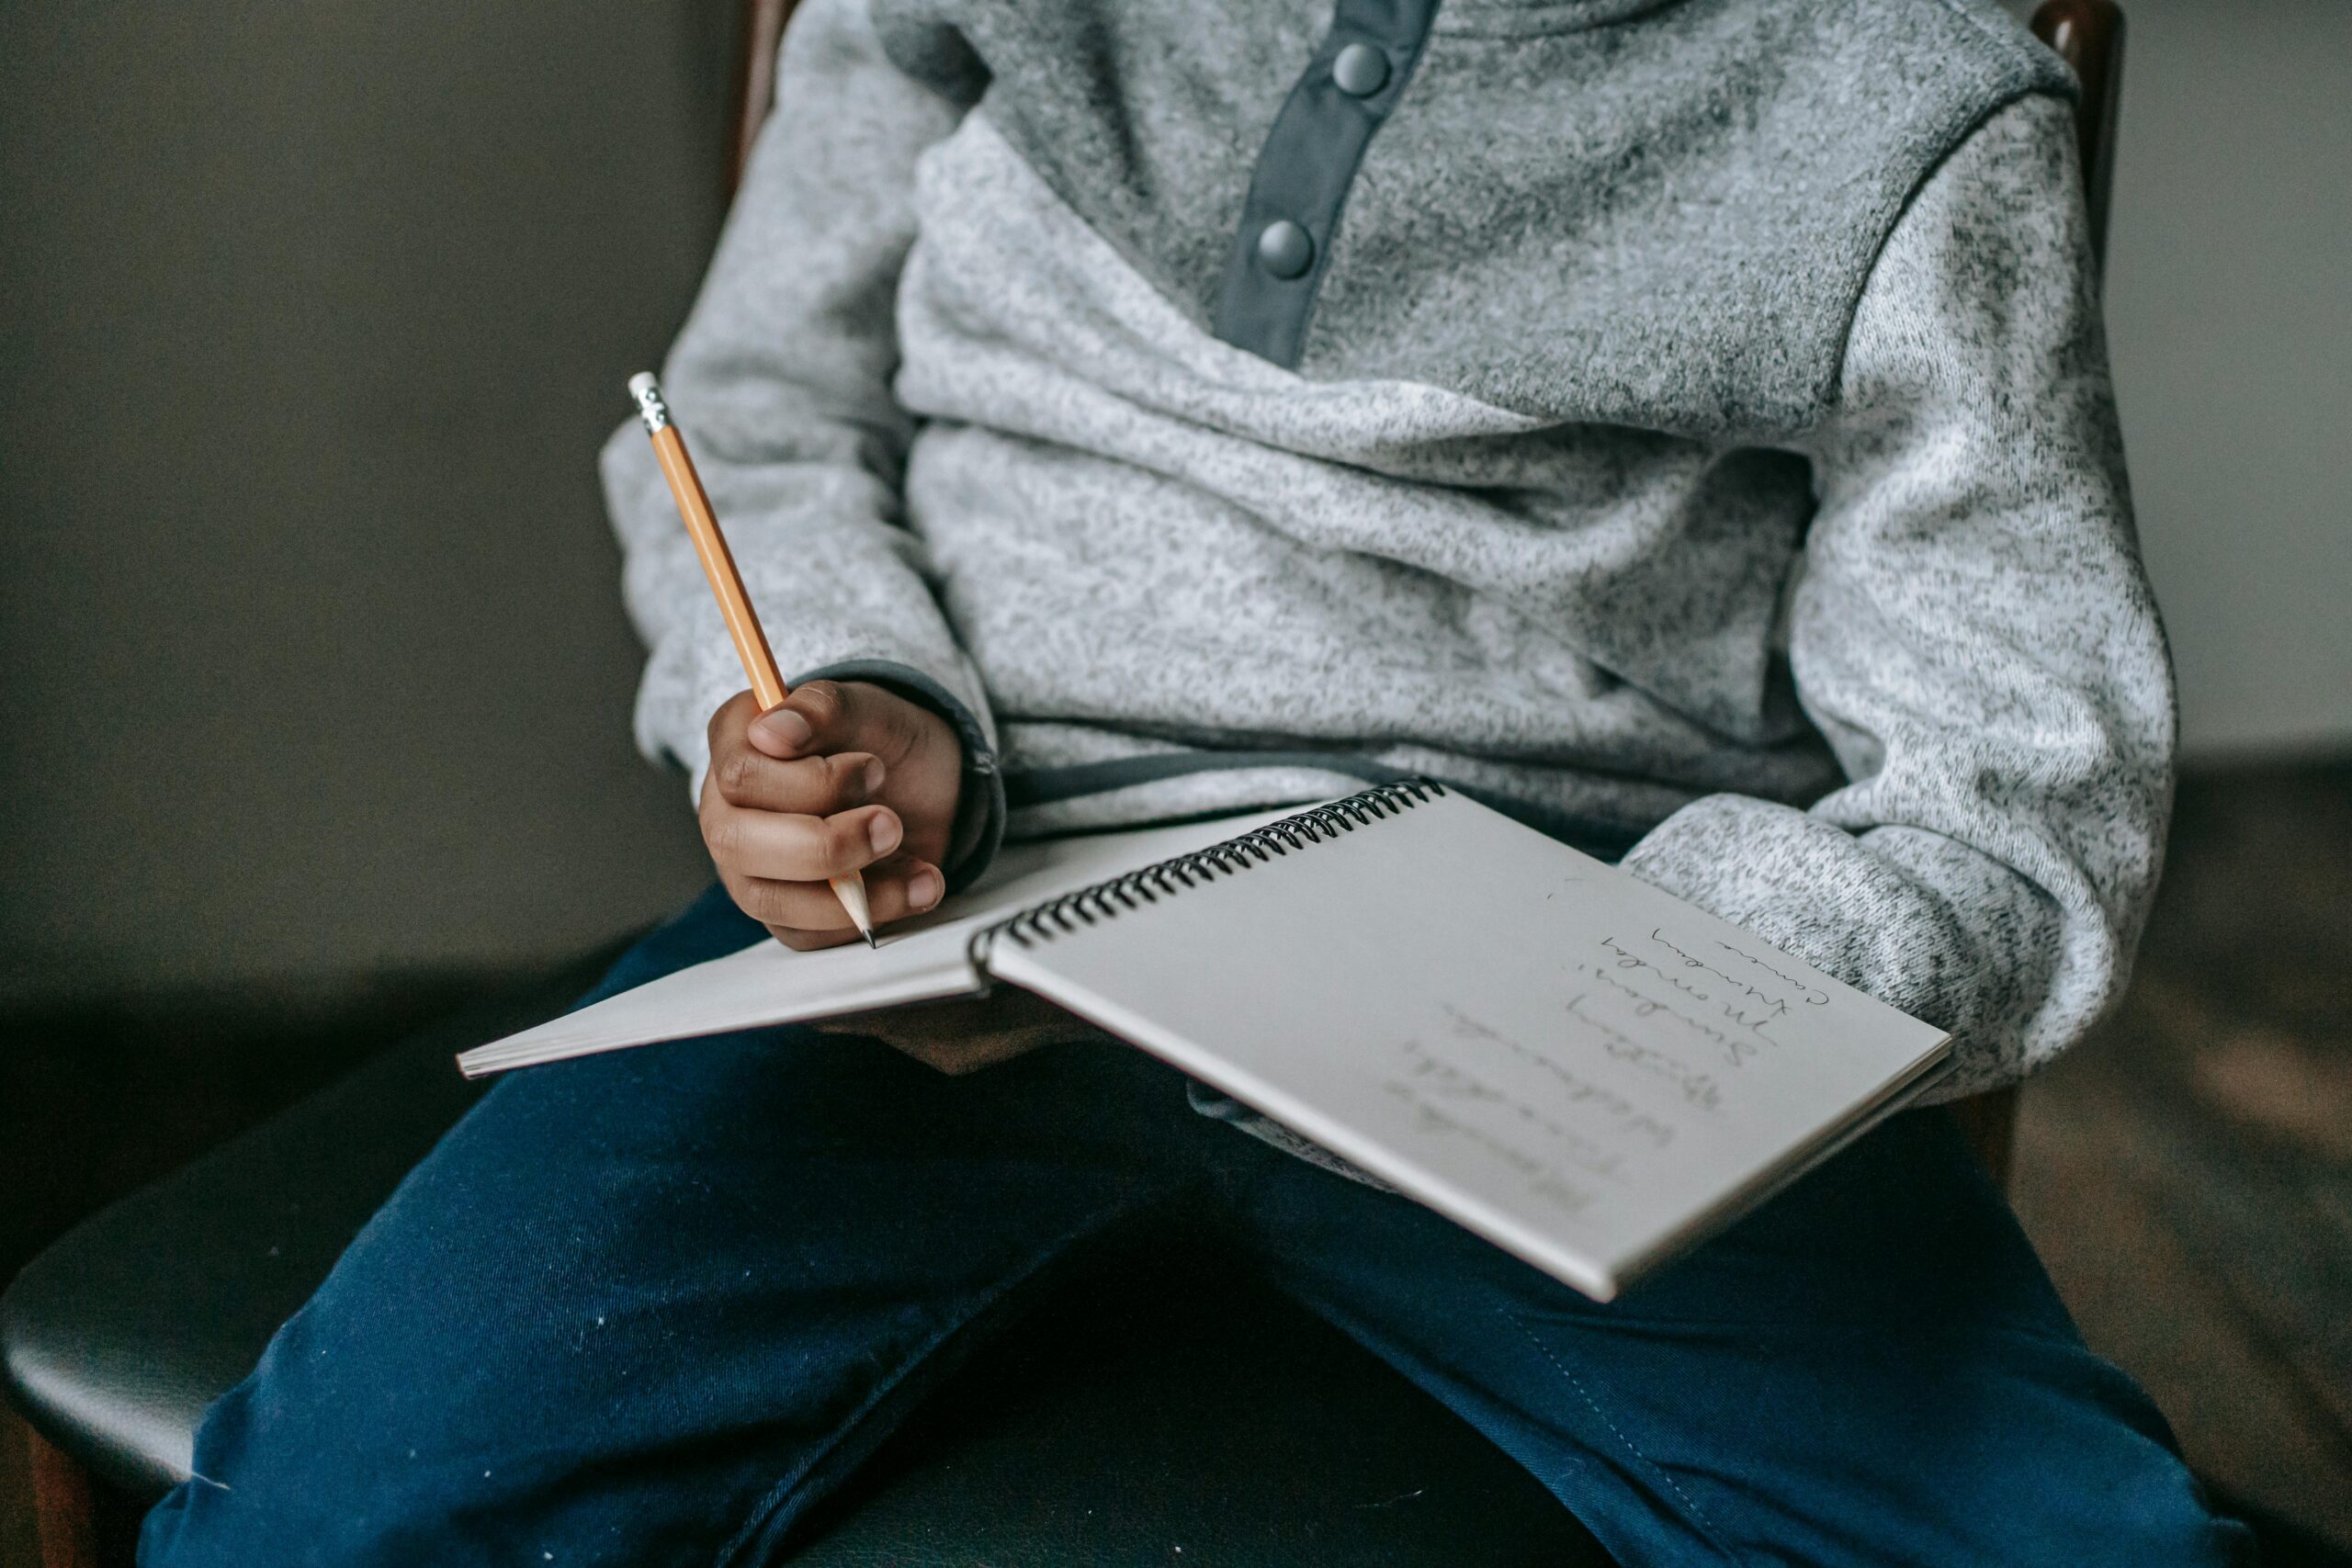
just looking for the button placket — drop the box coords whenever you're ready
[1210,0,1440,367]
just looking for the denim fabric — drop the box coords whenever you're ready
[142,886,2251,1567]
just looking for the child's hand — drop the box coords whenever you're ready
[701,682,963,949]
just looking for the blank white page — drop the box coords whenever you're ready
[982,789,1950,1300]
[457,807,1298,1077]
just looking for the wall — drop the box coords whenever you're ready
[0,3,730,1003]
[2087,0,2352,755]
[2,2,2346,1008]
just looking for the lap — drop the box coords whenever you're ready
[145,886,2253,1566]
[142,890,1221,1568]
[1238,1106,2254,1566]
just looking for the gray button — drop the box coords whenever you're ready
[1332,42,1389,97]
[1256,220,1315,279]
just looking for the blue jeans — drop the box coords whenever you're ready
[142,886,2250,1566]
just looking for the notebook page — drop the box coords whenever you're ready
[456,807,1299,1077]
[981,789,1949,1300]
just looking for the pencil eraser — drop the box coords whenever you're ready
[628,373,671,434]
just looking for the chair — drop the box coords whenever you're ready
[2,4,2127,1562]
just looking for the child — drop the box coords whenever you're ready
[143,0,2251,1562]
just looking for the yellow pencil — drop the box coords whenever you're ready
[628,372,877,947]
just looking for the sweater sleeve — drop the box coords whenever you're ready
[602,0,1004,881]
[1619,93,2176,1098]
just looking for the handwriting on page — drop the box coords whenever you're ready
[1375,926,1833,1215]
[1590,928,1826,1066]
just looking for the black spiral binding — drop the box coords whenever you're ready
[971,780,1445,956]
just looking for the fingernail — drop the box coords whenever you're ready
[861,758,886,797]
[756,709,813,751]
[908,868,944,909]
[868,812,902,855]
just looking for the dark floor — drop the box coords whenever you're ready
[2011,758,2352,1554]
[4,758,2349,1562]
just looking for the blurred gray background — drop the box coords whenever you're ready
[1,0,2346,1010]
[5,5,2352,1559]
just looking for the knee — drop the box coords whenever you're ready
[1950,1389,2257,1567]
[2080,1464,2258,1567]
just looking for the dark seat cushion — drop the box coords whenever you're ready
[3,977,1608,1564]
[0,985,547,1494]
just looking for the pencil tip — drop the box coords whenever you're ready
[865,931,878,950]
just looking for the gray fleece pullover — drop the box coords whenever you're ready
[604,0,2174,1100]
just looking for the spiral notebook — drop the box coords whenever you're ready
[459,784,1951,1298]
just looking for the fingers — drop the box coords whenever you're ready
[749,680,842,758]
[771,926,857,953]
[703,683,957,951]
[729,853,947,942]
[702,795,905,884]
[749,680,924,764]
[715,746,884,815]
[707,691,887,814]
